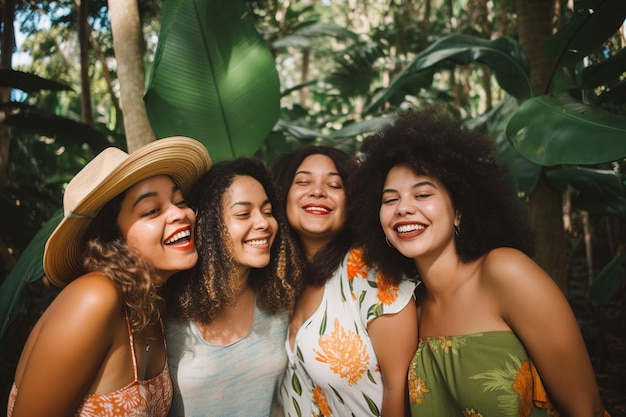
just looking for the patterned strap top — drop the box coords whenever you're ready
[8,315,173,417]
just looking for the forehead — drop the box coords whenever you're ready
[224,175,267,203]
[297,154,338,172]
[123,175,175,198]
[384,165,442,188]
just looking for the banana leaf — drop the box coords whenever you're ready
[0,210,63,340]
[466,97,542,196]
[546,166,626,216]
[506,94,626,166]
[365,34,532,113]
[145,0,280,162]
[590,254,626,306]
[541,0,626,68]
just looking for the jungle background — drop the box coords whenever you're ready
[1,0,625,414]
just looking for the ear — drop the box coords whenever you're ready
[454,210,461,227]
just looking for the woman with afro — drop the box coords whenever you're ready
[351,106,606,417]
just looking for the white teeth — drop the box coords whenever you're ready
[165,229,191,244]
[304,206,330,212]
[396,224,424,233]
[246,239,268,246]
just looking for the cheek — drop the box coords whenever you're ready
[124,222,161,249]
[269,218,279,241]
[286,192,300,223]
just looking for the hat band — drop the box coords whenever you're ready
[67,210,95,220]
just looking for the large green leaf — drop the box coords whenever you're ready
[145,0,280,162]
[0,210,63,340]
[506,94,626,166]
[590,254,626,306]
[366,34,532,113]
[541,0,626,68]
[546,166,626,216]
[466,97,541,196]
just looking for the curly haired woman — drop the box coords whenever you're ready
[8,137,211,417]
[163,157,302,417]
[352,106,608,417]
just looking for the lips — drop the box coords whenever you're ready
[164,226,194,249]
[302,203,332,215]
[245,237,270,249]
[393,222,426,239]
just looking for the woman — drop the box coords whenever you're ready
[164,157,301,417]
[8,137,211,416]
[353,107,607,417]
[272,146,418,417]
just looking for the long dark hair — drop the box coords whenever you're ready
[271,145,358,286]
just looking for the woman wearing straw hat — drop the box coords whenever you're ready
[163,157,302,417]
[8,137,211,417]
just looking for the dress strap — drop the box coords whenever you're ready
[125,311,139,381]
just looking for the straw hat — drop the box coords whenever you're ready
[43,136,212,288]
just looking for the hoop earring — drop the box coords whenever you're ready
[385,237,394,248]
[454,225,460,239]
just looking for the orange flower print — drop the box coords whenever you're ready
[513,360,534,417]
[347,247,369,281]
[375,271,399,305]
[314,318,369,386]
[408,371,430,405]
[463,408,483,417]
[312,385,332,417]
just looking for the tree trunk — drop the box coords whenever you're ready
[514,0,568,292]
[77,0,93,126]
[108,0,155,152]
[0,0,16,189]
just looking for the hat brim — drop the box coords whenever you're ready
[43,137,212,288]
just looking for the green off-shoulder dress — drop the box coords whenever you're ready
[409,331,561,417]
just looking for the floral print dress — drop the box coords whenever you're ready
[280,247,418,417]
[409,331,560,417]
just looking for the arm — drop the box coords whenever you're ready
[12,274,122,417]
[369,296,418,417]
[484,248,604,417]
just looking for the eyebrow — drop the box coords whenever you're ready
[132,184,180,208]
[229,199,272,209]
[382,180,438,194]
[294,170,341,177]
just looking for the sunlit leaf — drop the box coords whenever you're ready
[145,0,280,162]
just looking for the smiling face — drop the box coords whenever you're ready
[285,154,347,257]
[379,164,459,265]
[222,175,278,275]
[116,175,198,285]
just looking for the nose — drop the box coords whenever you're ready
[309,182,327,197]
[166,203,187,222]
[396,197,415,216]
[252,211,270,230]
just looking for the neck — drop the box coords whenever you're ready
[301,236,334,261]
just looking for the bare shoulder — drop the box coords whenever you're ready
[47,272,123,321]
[480,247,551,291]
